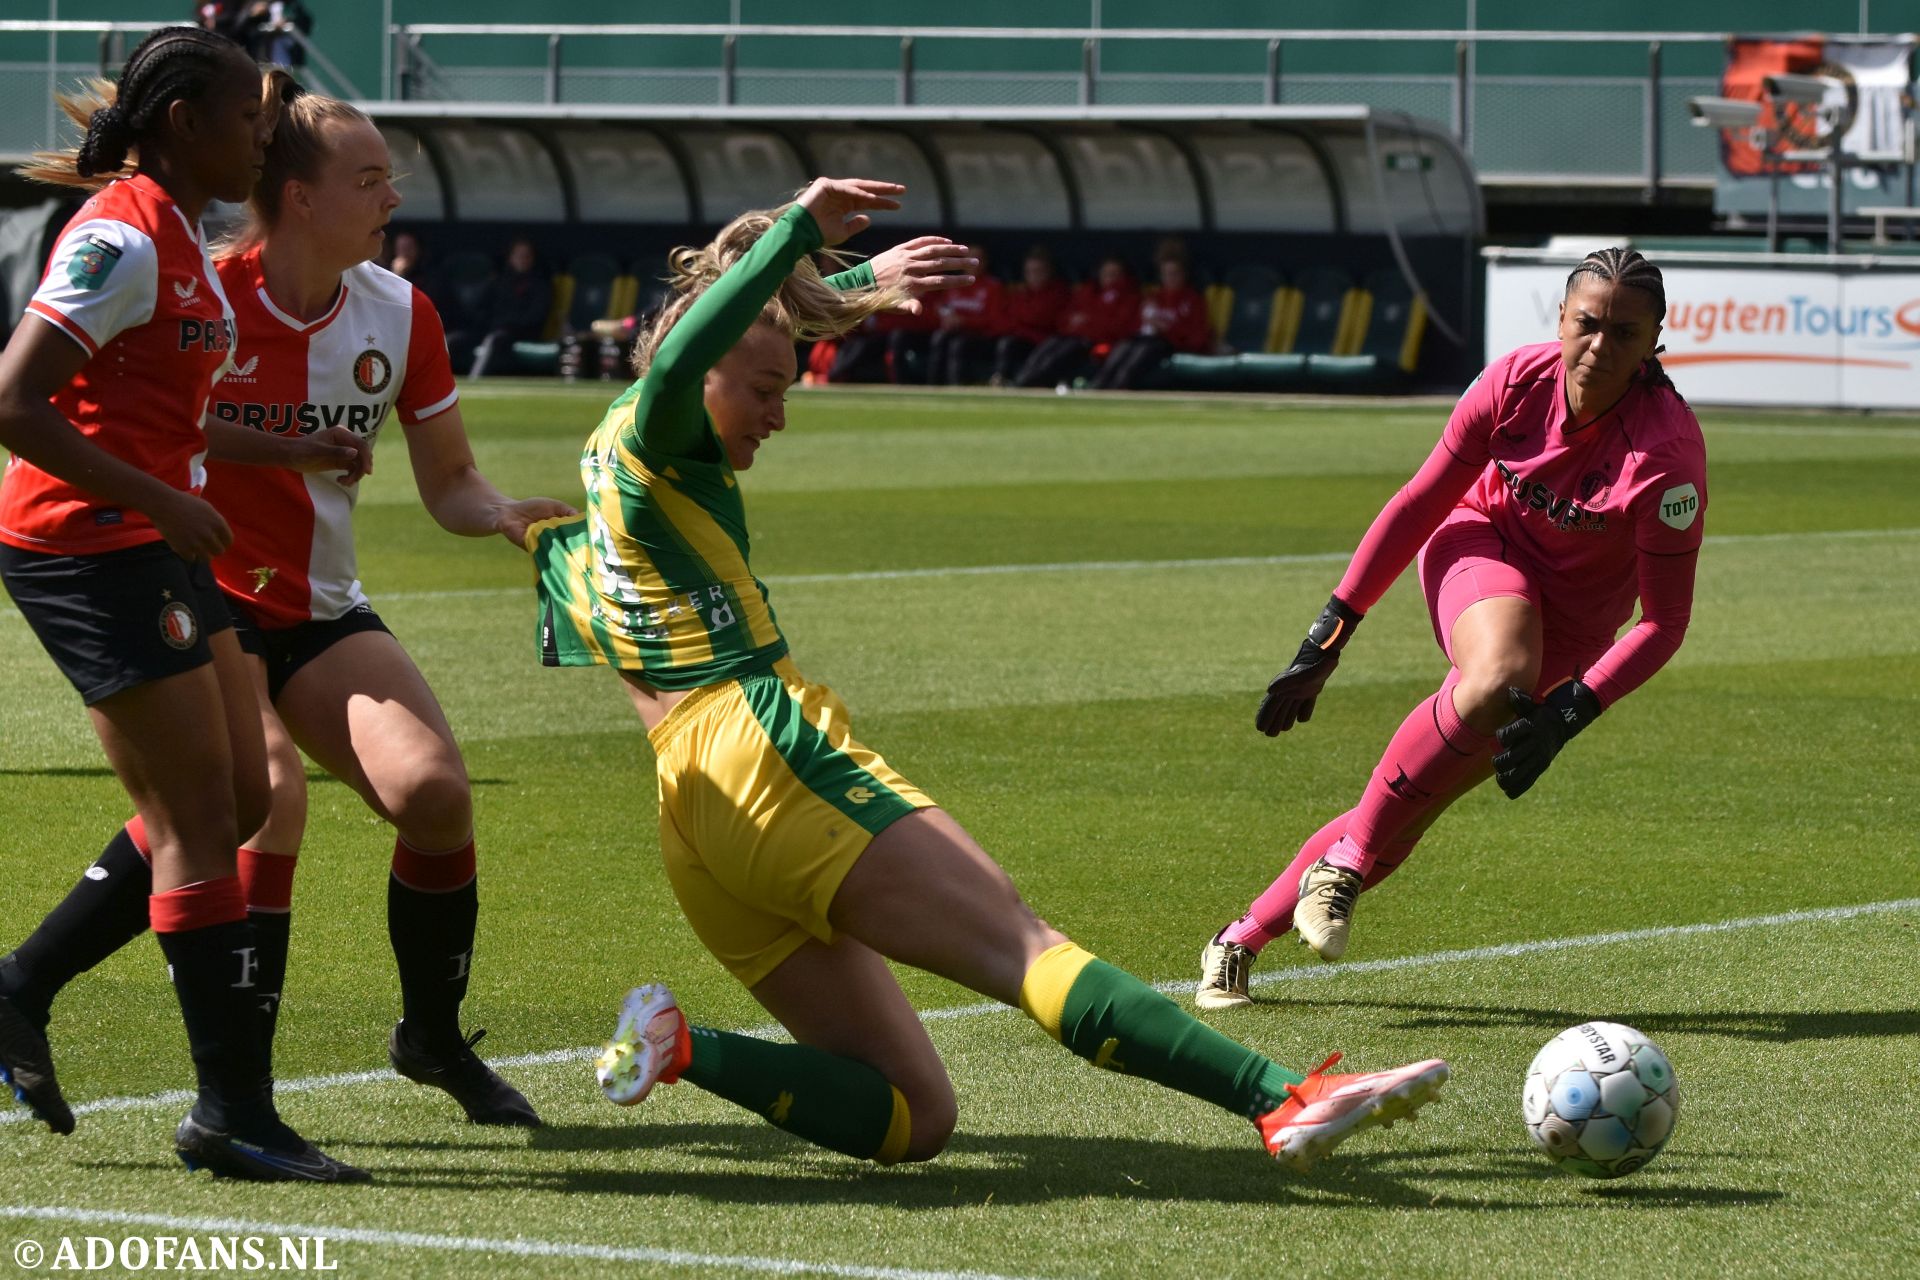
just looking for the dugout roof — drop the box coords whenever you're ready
[367,104,1481,237]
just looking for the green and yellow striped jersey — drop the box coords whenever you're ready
[531,205,828,687]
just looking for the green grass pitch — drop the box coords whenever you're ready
[2,384,1916,1278]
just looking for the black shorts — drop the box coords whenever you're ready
[0,540,232,705]
[226,598,393,703]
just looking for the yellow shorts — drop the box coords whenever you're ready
[649,657,934,987]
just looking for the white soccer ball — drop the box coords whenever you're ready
[1522,1021,1678,1179]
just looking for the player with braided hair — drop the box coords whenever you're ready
[528,178,1448,1173]
[1197,246,1707,1006]
[0,27,366,1180]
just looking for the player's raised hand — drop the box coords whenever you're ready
[795,178,904,247]
[1492,680,1602,798]
[868,236,978,314]
[1256,596,1363,735]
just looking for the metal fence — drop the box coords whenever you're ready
[0,20,1829,191]
[384,24,1738,190]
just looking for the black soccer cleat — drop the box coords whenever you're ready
[388,1023,542,1127]
[0,994,74,1135]
[174,1112,371,1183]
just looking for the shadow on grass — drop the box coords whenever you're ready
[0,766,116,778]
[1267,998,1920,1045]
[268,1123,1789,1212]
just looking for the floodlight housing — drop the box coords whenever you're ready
[1688,96,1764,129]
[1762,73,1842,106]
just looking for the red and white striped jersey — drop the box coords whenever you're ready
[204,247,457,626]
[0,174,237,554]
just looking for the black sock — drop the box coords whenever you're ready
[387,876,477,1054]
[246,910,291,1043]
[1,826,153,1026]
[157,920,278,1134]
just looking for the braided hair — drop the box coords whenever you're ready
[1564,246,1677,395]
[21,26,252,190]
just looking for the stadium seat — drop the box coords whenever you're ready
[513,254,625,374]
[1307,268,1429,391]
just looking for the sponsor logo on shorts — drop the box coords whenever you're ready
[352,348,393,395]
[1658,483,1700,531]
[249,566,276,594]
[845,786,875,805]
[67,235,122,291]
[159,599,199,651]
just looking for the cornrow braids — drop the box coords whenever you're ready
[1565,245,1679,396]
[20,25,249,190]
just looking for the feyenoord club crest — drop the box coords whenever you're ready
[158,599,199,650]
[352,347,393,395]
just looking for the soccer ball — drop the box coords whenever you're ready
[1522,1021,1678,1178]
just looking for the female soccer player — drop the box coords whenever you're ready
[528,177,1449,1172]
[1196,247,1706,1009]
[0,27,363,1181]
[200,84,571,1125]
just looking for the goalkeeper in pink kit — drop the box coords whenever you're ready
[1197,247,1707,1007]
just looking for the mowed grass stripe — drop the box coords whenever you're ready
[11,895,1910,1128]
[0,1206,1045,1280]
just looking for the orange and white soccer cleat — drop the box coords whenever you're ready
[594,984,693,1106]
[1258,1052,1450,1171]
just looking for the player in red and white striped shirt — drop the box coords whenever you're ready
[200,84,575,1125]
[0,27,365,1182]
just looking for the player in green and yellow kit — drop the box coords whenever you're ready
[527,177,1450,1170]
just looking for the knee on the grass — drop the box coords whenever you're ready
[892,1078,958,1163]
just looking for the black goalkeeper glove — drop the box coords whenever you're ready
[1492,680,1603,799]
[1255,596,1364,735]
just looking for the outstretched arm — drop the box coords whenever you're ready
[826,236,978,312]
[404,404,578,545]
[637,178,906,457]
[1257,372,1496,734]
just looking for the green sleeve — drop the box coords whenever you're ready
[823,260,876,292]
[633,204,825,458]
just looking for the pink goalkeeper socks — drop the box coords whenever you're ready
[1219,812,1348,951]
[1340,671,1493,877]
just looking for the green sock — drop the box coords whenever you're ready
[681,1026,911,1163]
[1023,942,1304,1120]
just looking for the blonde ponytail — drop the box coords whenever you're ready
[632,204,909,378]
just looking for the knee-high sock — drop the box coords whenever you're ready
[675,1025,912,1163]
[387,837,478,1054]
[151,877,280,1133]
[238,847,296,1042]
[1022,941,1304,1120]
[0,819,154,1026]
[1220,812,1349,952]
[1328,670,1494,878]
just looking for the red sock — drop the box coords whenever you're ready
[149,876,246,933]
[1221,812,1348,951]
[391,836,476,893]
[125,815,152,863]
[237,847,297,914]
[1330,670,1493,877]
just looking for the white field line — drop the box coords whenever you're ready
[6,524,1901,619]
[0,1206,1041,1280]
[6,895,1913,1131]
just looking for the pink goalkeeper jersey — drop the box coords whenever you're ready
[204,248,457,627]
[1336,341,1707,706]
[1446,341,1705,634]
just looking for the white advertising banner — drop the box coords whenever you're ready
[1485,258,1920,409]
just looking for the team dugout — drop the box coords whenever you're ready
[368,105,1484,391]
